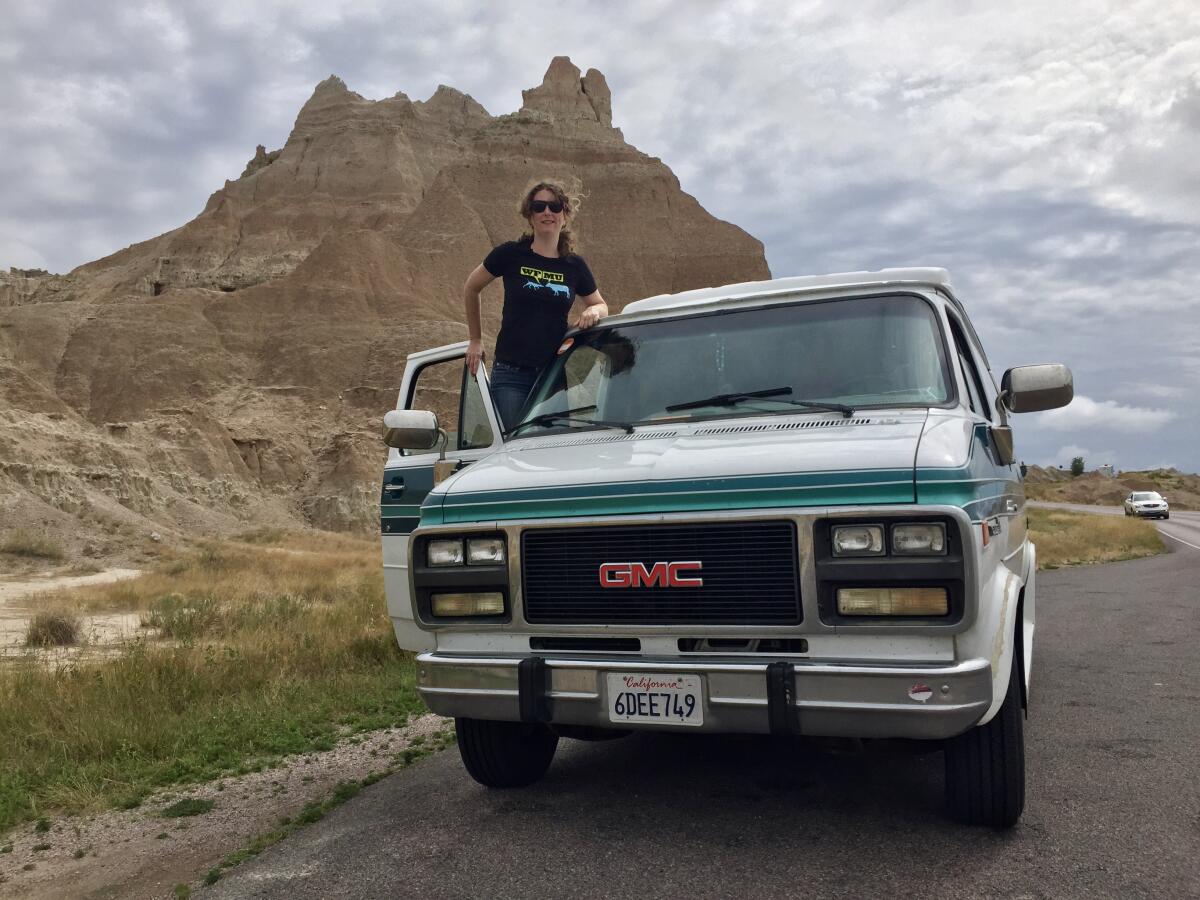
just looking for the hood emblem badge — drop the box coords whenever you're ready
[599,561,703,588]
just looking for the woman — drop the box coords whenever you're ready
[463,180,608,430]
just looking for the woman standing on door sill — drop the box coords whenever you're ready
[462,179,608,430]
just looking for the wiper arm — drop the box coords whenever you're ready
[776,399,856,418]
[665,387,793,412]
[665,387,855,418]
[507,405,635,435]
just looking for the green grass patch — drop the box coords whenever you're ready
[160,798,214,818]
[0,536,425,835]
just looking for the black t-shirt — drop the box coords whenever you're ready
[483,240,598,367]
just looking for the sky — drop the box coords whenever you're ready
[2,0,1198,473]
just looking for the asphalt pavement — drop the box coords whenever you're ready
[203,543,1200,900]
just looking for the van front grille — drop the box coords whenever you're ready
[521,521,800,625]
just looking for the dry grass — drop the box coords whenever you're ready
[232,527,377,555]
[1029,507,1166,569]
[1,529,65,561]
[68,537,376,615]
[24,611,83,647]
[0,533,424,833]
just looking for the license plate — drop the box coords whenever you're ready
[606,673,703,726]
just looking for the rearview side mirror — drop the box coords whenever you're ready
[382,409,444,450]
[1001,364,1073,413]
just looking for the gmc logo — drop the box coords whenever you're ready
[598,561,704,588]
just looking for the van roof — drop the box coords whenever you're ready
[621,267,958,316]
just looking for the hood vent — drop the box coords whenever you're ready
[515,430,679,450]
[693,417,873,436]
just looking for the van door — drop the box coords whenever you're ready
[381,341,505,650]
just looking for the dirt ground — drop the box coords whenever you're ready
[0,714,450,900]
[0,567,142,662]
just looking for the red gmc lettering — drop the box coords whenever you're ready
[667,561,703,587]
[598,561,703,588]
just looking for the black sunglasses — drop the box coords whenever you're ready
[530,199,565,214]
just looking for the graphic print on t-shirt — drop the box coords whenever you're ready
[519,265,572,298]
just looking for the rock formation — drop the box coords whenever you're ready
[0,58,770,555]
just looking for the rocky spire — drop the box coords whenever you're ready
[520,57,613,127]
[581,68,612,126]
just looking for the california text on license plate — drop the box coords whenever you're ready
[606,673,704,726]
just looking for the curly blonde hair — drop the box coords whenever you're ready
[518,179,582,257]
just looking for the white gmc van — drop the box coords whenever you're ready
[380,268,1073,828]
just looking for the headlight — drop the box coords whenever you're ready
[837,587,949,616]
[891,523,946,555]
[832,524,885,556]
[431,592,506,617]
[467,537,506,565]
[427,539,465,567]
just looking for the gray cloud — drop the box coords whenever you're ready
[2,0,1198,471]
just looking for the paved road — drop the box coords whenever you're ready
[205,548,1200,900]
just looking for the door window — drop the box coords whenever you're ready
[948,316,990,421]
[404,358,495,455]
[459,367,495,450]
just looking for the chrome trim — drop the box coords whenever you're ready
[415,652,992,740]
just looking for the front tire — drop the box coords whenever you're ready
[944,654,1025,829]
[455,718,559,788]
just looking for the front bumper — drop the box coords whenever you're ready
[416,653,992,740]
[1133,507,1167,517]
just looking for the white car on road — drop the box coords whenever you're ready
[1124,491,1169,519]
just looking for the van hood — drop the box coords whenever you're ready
[427,412,929,525]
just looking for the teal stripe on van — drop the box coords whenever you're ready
[381,502,423,535]
[416,425,1024,527]
[914,423,1022,521]
[433,469,916,524]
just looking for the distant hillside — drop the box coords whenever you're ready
[1024,466,1198,510]
[0,57,770,561]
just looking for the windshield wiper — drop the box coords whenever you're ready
[507,404,635,435]
[666,387,793,412]
[776,398,856,418]
[666,386,855,418]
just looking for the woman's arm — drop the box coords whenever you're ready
[576,290,608,330]
[463,264,497,375]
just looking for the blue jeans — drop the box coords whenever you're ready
[490,360,540,431]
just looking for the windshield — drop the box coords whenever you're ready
[1133,492,1161,501]
[515,294,952,435]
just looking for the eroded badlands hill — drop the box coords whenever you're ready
[0,58,769,555]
